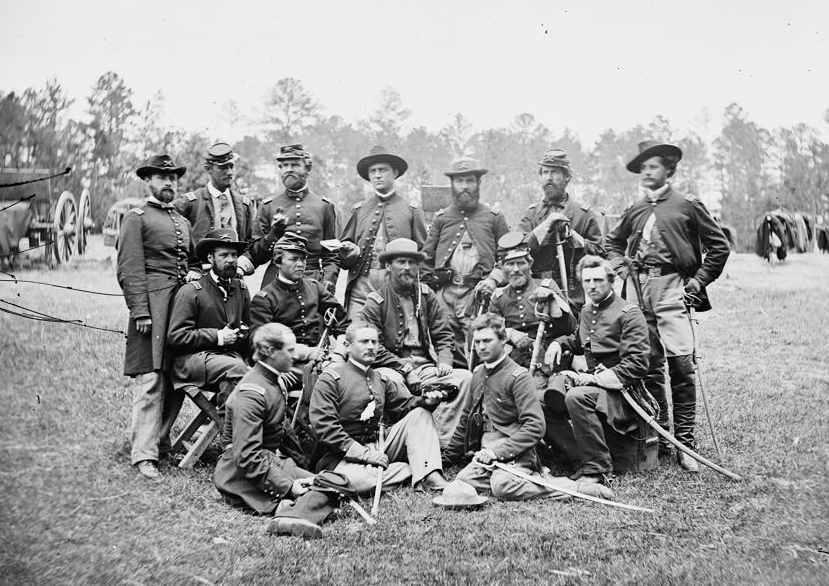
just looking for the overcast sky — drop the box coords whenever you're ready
[1,0,827,145]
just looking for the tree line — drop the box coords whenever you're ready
[2,72,827,251]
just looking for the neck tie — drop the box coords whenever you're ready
[218,193,233,229]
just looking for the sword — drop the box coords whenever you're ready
[686,301,723,459]
[491,462,654,513]
[620,387,742,481]
[371,423,385,516]
[529,300,552,377]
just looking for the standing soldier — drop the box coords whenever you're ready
[248,144,339,290]
[421,157,509,367]
[340,145,427,318]
[117,154,200,481]
[518,149,603,311]
[173,142,257,276]
[605,141,731,471]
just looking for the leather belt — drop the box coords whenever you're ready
[639,263,677,279]
[451,274,478,286]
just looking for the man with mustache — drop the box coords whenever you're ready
[488,232,579,466]
[117,154,201,480]
[248,144,340,290]
[310,323,449,493]
[421,157,509,367]
[174,142,257,277]
[340,146,427,319]
[518,149,603,312]
[359,239,472,449]
[167,228,252,413]
[605,141,730,471]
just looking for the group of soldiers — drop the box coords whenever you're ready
[116,138,731,539]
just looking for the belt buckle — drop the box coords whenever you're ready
[452,274,464,286]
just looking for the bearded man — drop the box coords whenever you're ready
[421,157,509,367]
[248,144,339,290]
[518,149,603,311]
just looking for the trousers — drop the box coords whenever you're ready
[628,272,697,448]
[333,408,442,493]
[346,268,387,320]
[377,365,472,450]
[130,371,184,465]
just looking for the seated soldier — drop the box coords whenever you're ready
[488,231,579,464]
[359,238,472,448]
[167,228,251,408]
[310,323,449,493]
[444,313,611,500]
[544,255,650,483]
[214,323,340,539]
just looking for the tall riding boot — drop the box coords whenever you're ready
[668,354,698,472]
[643,361,670,455]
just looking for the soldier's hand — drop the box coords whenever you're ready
[684,277,701,295]
[569,230,585,249]
[567,372,597,387]
[237,255,254,276]
[515,334,534,352]
[475,278,498,296]
[474,448,497,465]
[436,362,453,377]
[364,449,389,469]
[269,208,288,236]
[219,325,239,346]
[135,317,152,335]
[544,341,562,367]
[405,368,422,387]
[531,286,555,301]
[423,389,447,406]
[185,270,202,283]
[609,257,629,281]
[290,477,313,497]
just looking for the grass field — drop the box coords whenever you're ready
[1,242,828,585]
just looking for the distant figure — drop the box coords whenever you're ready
[605,140,730,471]
[117,154,200,481]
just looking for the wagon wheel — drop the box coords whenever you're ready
[52,191,78,264]
[76,188,93,255]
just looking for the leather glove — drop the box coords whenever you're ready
[544,341,562,367]
[684,277,701,295]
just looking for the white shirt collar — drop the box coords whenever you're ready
[207,181,230,198]
[209,270,221,284]
[277,274,298,286]
[257,360,282,377]
[375,188,395,201]
[484,352,508,370]
[349,357,370,372]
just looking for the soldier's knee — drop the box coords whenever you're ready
[668,354,694,377]
[490,470,521,500]
[564,386,591,410]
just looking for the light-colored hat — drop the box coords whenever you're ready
[432,480,489,509]
[377,238,425,264]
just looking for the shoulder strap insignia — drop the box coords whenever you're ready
[321,366,341,380]
[511,365,527,377]
[580,203,591,212]
[321,196,333,204]
[490,206,500,215]
[539,278,554,288]
[185,192,197,202]
[367,291,384,304]
[684,193,698,202]
[129,208,144,215]
[190,281,203,290]
[419,283,431,295]
[238,383,267,396]
[621,303,638,313]
[262,196,273,204]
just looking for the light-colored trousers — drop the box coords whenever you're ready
[130,371,183,465]
[456,430,558,500]
[346,268,387,320]
[334,408,443,493]
[377,365,472,449]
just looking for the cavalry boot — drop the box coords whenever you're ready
[643,365,670,455]
[668,355,697,450]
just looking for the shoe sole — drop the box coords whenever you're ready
[268,519,322,539]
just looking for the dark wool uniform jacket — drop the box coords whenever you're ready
[167,275,251,357]
[359,283,455,370]
[604,187,730,310]
[214,362,308,514]
[518,196,603,304]
[555,292,650,434]
[310,360,428,471]
[250,276,349,346]
[250,188,339,287]
[117,200,199,376]
[339,192,427,289]
[173,186,256,261]
[421,202,509,283]
[445,356,545,464]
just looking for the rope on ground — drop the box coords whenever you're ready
[0,298,126,336]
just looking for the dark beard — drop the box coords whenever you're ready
[282,173,306,191]
[542,184,566,204]
[453,190,479,211]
